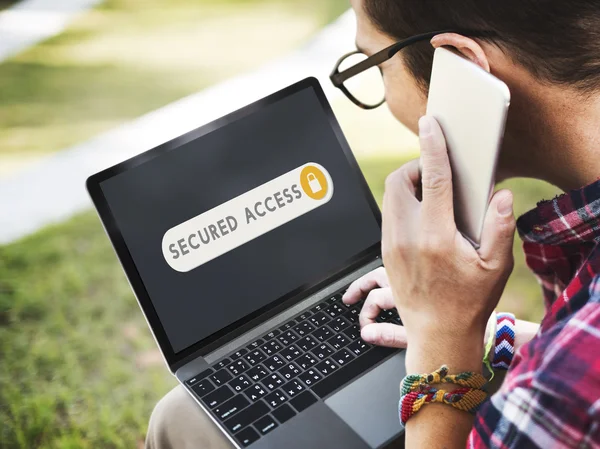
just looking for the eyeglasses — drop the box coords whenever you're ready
[330,30,465,110]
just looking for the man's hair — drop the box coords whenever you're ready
[364,0,600,92]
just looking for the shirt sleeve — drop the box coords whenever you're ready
[467,278,600,448]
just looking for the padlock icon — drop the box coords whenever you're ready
[307,173,322,194]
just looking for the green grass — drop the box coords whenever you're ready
[0,0,348,157]
[0,155,560,448]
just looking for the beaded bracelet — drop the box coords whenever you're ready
[492,312,516,370]
[401,365,487,395]
[399,385,488,425]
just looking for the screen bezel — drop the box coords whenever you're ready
[86,77,382,371]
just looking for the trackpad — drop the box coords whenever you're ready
[325,351,406,448]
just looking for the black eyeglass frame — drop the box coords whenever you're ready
[330,29,491,109]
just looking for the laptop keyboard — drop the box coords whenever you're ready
[185,289,401,447]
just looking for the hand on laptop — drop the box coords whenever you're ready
[342,267,407,348]
[381,116,516,374]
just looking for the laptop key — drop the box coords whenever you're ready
[264,355,285,372]
[186,368,213,386]
[313,325,333,342]
[224,400,269,433]
[246,364,270,382]
[329,316,351,332]
[247,339,265,350]
[332,348,355,367]
[290,390,318,413]
[343,308,359,323]
[295,353,318,370]
[231,348,248,360]
[313,346,397,399]
[229,374,252,393]
[315,358,339,377]
[313,343,334,360]
[245,384,268,402]
[298,368,322,387]
[343,324,361,341]
[295,321,315,337]
[262,372,285,390]
[309,312,330,327]
[297,311,312,321]
[282,379,305,397]
[347,339,370,357]
[254,415,278,435]
[263,329,280,341]
[214,394,250,421]
[278,319,297,332]
[278,330,298,346]
[264,389,287,408]
[210,369,233,387]
[214,358,231,370]
[296,335,318,352]
[328,333,351,351]
[272,403,296,424]
[310,302,328,314]
[280,345,302,362]
[204,385,234,408]
[227,360,250,376]
[261,340,282,356]
[191,378,215,397]
[279,363,301,381]
[235,426,260,447]
[244,349,266,366]
[324,303,345,318]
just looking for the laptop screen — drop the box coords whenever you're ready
[98,84,381,355]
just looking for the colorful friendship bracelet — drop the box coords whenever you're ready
[492,312,516,370]
[399,385,488,425]
[401,365,487,395]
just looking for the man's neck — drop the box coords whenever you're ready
[500,68,600,192]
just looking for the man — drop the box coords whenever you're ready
[146,0,600,447]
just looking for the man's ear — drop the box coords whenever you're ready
[430,33,490,72]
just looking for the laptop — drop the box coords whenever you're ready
[86,77,406,449]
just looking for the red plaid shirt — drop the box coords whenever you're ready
[469,180,600,448]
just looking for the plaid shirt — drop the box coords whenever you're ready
[468,180,600,448]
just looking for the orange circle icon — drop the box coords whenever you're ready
[300,165,328,200]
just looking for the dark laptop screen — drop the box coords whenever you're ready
[99,86,381,354]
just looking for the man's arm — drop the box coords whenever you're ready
[381,116,517,449]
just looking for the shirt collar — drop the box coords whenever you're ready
[517,179,600,245]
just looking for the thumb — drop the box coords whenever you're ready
[478,189,517,265]
[361,323,407,348]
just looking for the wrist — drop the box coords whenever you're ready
[406,332,484,374]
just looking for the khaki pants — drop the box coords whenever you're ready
[145,386,406,449]
[146,386,234,449]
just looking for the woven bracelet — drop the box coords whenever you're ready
[401,365,487,396]
[399,385,488,425]
[492,313,516,370]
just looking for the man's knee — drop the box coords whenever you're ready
[146,385,232,449]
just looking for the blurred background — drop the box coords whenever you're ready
[0,1,559,447]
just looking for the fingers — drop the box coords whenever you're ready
[381,160,422,241]
[361,323,407,348]
[342,267,389,304]
[418,116,454,226]
[478,189,516,266]
[358,288,395,328]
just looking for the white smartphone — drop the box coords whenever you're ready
[426,47,511,248]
